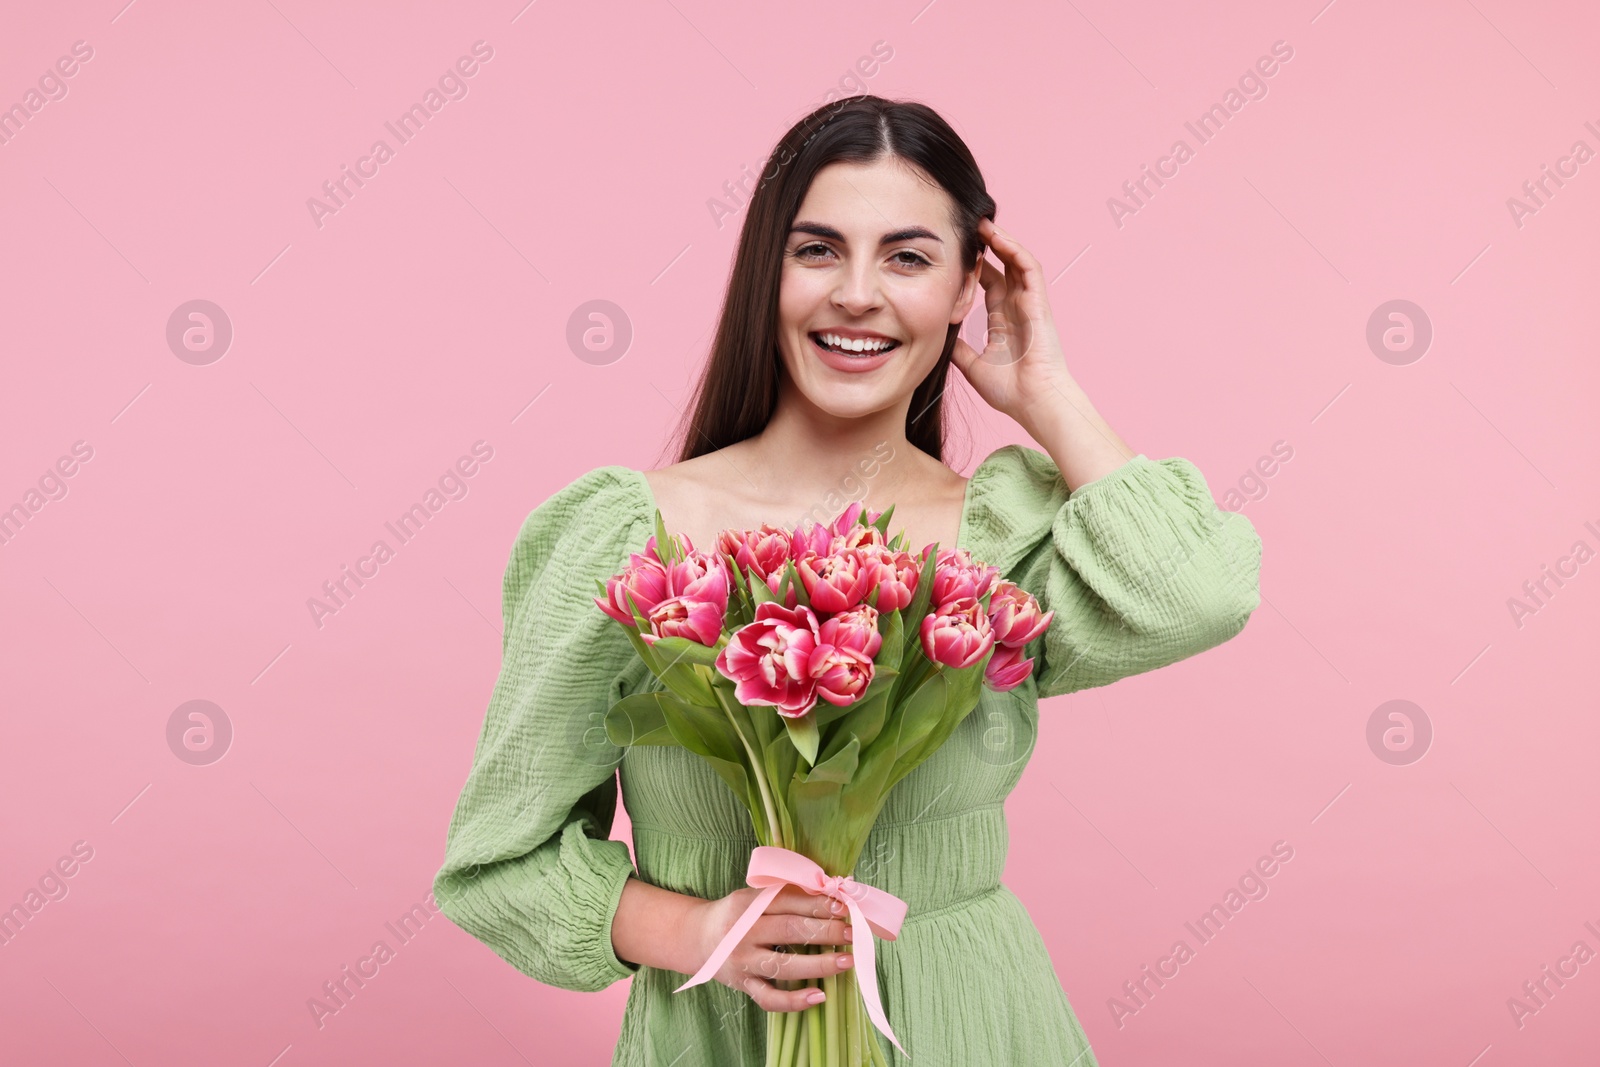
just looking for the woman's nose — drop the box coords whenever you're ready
[831,264,882,313]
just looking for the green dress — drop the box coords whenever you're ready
[434,444,1262,1066]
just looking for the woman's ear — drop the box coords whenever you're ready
[950,258,983,326]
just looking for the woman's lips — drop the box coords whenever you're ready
[809,332,900,374]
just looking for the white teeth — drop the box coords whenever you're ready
[817,332,896,355]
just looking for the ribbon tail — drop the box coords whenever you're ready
[673,883,782,993]
[846,897,906,1055]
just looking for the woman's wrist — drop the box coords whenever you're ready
[1018,376,1136,493]
[611,875,715,976]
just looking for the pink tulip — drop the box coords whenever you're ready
[595,553,671,626]
[797,549,875,614]
[808,643,875,706]
[988,580,1054,648]
[642,595,726,648]
[716,524,793,583]
[715,602,823,717]
[643,531,695,563]
[827,500,879,538]
[828,500,886,548]
[817,604,882,659]
[789,519,835,560]
[856,546,918,612]
[920,595,996,669]
[931,547,1001,608]
[839,525,887,550]
[666,550,730,611]
[982,641,1034,692]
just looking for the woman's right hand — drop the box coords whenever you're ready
[690,883,857,1012]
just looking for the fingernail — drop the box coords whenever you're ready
[843,924,854,937]
[807,989,827,1004]
[837,954,854,969]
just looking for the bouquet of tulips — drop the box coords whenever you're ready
[594,500,1053,1066]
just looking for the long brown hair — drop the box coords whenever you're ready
[668,95,997,465]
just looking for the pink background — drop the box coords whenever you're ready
[2,1,1596,1064]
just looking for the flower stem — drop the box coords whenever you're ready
[823,972,840,1062]
[844,967,862,1067]
[807,987,825,1067]
[717,690,781,844]
[777,1004,800,1066]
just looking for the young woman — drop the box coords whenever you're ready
[434,95,1262,1065]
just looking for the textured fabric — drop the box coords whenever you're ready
[433,445,1263,1066]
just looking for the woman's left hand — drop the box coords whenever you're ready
[950,218,1078,429]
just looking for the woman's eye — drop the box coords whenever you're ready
[792,244,929,268]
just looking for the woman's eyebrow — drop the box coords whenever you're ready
[790,221,944,244]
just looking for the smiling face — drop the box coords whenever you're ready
[775,156,980,421]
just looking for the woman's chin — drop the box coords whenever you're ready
[798,384,906,420]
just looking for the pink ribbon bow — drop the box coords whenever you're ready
[674,845,909,1055]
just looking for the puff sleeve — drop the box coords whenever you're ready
[964,446,1262,699]
[433,466,652,992]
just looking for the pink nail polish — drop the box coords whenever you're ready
[837,954,854,969]
[807,989,826,1004]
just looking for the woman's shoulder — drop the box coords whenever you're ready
[635,450,718,502]
[960,444,1150,565]
[966,443,1155,503]
[514,464,650,553]
[498,465,654,618]
[964,443,1060,512]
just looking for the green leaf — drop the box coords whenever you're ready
[744,698,776,749]
[899,668,950,747]
[870,503,896,538]
[900,548,942,658]
[725,553,749,596]
[603,692,681,747]
[726,550,748,601]
[699,753,755,819]
[648,635,722,670]
[618,607,663,675]
[879,609,905,673]
[778,559,810,610]
[896,550,940,710]
[784,711,820,765]
[658,661,718,707]
[653,508,678,566]
[723,555,754,628]
[659,690,743,766]
[888,626,931,708]
[871,668,948,770]
[749,570,778,606]
[817,684,892,757]
[803,735,859,784]
[788,769,851,873]
[889,663,988,790]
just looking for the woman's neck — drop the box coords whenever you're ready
[737,391,925,499]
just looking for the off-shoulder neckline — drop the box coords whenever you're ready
[617,448,1017,557]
